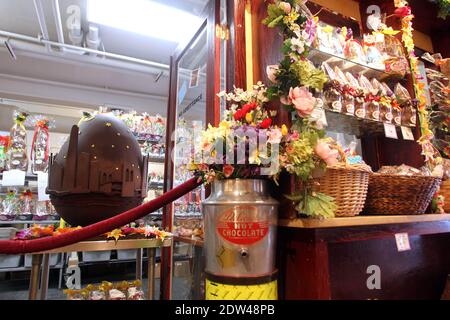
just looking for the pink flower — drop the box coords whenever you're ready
[279,1,292,14]
[280,95,292,106]
[266,65,279,83]
[315,142,339,166]
[267,128,282,144]
[288,130,300,141]
[223,165,234,178]
[289,87,316,117]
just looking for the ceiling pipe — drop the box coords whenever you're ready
[0,30,170,71]
[32,0,51,52]
[51,0,65,52]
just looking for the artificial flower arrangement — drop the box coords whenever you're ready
[14,224,171,242]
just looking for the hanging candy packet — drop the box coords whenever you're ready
[127,280,145,300]
[372,79,393,123]
[359,75,380,121]
[322,63,343,112]
[346,72,366,119]
[395,83,416,127]
[30,116,54,174]
[7,111,29,171]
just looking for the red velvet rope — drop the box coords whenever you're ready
[0,177,202,254]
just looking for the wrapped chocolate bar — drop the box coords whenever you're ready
[7,111,29,171]
[395,83,416,127]
[334,67,354,115]
[346,72,366,119]
[86,284,107,301]
[322,63,343,112]
[359,75,380,121]
[127,280,145,300]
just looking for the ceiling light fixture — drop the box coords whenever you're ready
[87,0,202,44]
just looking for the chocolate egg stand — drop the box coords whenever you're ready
[0,114,202,254]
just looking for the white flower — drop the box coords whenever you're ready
[291,37,305,54]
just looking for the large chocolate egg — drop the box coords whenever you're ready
[47,114,148,226]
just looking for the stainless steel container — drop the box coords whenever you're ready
[203,179,278,278]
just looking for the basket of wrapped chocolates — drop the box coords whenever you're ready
[312,144,372,217]
[64,280,145,300]
[364,165,442,215]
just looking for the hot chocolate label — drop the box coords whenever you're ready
[217,206,269,245]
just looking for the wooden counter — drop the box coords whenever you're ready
[277,214,450,300]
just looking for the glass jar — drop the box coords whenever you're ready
[323,80,343,113]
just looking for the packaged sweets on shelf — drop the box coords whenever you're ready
[30,117,51,174]
[109,281,128,300]
[64,289,88,300]
[359,75,380,122]
[7,111,29,171]
[127,280,145,300]
[363,34,385,70]
[334,67,354,115]
[372,79,393,123]
[395,83,416,127]
[86,284,107,301]
[0,136,9,172]
[18,189,34,220]
[346,72,366,119]
[0,190,19,221]
[322,63,342,112]
[344,29,366,65]
[316,23,335,54]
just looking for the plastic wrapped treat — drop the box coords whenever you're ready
[7,111,29,171]
[86,284,107,301]
[363,34,385,70]
[30,117,52,174]
[0,136,9,172]
[334,68,354,115]
[316,23,334,54]
[372,79,393,123]
[127,280,145,300]
[322,63,343,112]
[64,289,88,300]
[344,29,366,64]
[384,35,409,77]
[346,72,366,119]
[18,190,34,220]
[395,83,416,127]
[359,75,380,121]
[0,190,19,221]
[109,282,128,300]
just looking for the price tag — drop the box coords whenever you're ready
[37,172,50,201]
[1,170,26,187]
[401,126,415,141]
[395,233,411,252]
[384,123,398,139]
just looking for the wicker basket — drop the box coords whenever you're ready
[312,163,372,217]
[364,174,441,215]
[440,180,450,213]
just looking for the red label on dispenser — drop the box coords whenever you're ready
[217,206,269,245]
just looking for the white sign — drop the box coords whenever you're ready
[395,233,411,252]
[401,126,415,141]
[37,172,50,201]
[384,123,398,139]
[1,170,26,187]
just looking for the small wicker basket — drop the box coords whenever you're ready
[364,174,441,215]
[312,162,372,217]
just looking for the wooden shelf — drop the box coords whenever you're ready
[173,235,204,247]
[278,214,450,229]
